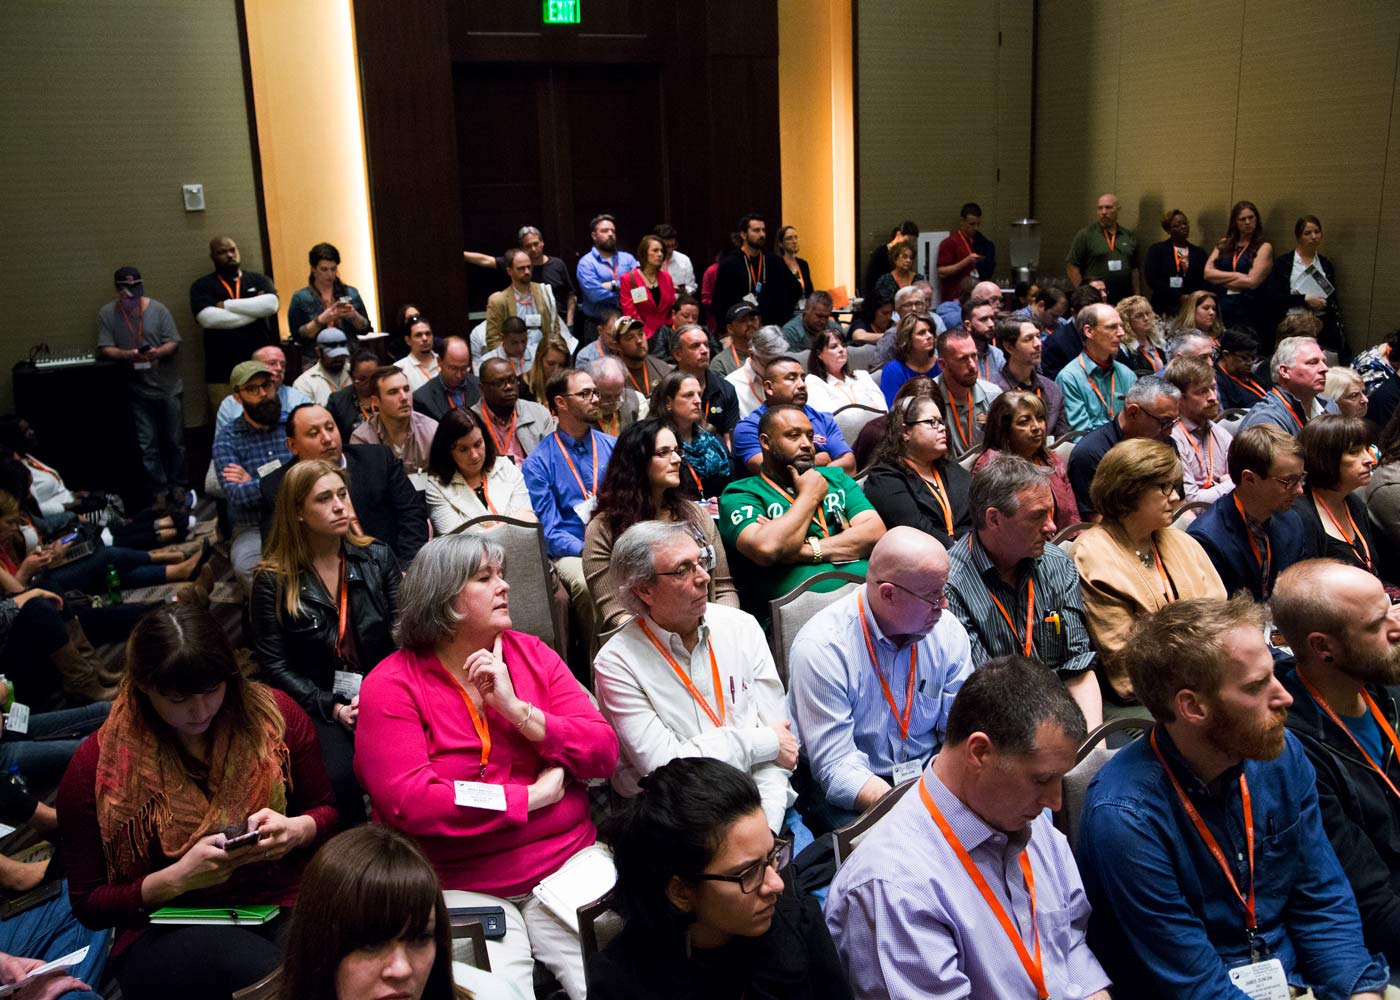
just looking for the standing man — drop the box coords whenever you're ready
[411,336,481,422]
[291,329,352,406]
[653,223,696,295]
[935,202,987,304]
[97,266,185,507]
[672,324,740,440]
[190,236,279,409]
[1237,337,1339,436]
[936,330,1003,458]
[472,358,556,463]
[991,316,1069,438]
[486,248,563,352]
[464,225,577,332]
[350,367,439,480]
[711,303,759,378]
[1055,303,1138,432]
[713,213,797,327]
[1164,356,1233,503]
[575,214,637,347]
[1065,193,1140,304]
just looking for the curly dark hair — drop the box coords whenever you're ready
[595,419,698,539]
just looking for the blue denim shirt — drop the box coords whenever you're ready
[1075,725,1388,1000]
[520,428,616,559]
[575,247,638,319]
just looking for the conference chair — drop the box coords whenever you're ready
[454,514,562,657]
[1218,408,1248,437]
[578,890,623,996]
[768,570,865,686]
[832,778,919,868]
[1052,522,1093,552]
[1050,428,1088,463]
[832,403,885,449]
[1053,717,1150,851]
[957,443,985,472]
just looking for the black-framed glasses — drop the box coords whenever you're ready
[1138,408,1177,431]
[656,548,717,580]
[565,388,599,400]
[693,839,791,893]
[907,417,945,430]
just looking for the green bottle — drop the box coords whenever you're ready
[106,564,123,605]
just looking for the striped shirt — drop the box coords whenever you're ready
[945,531,1095,676]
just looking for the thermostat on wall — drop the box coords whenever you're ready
[182,184,206,212]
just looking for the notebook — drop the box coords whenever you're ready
[149,904,280,925]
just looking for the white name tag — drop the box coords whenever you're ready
[1227,958,1288,1000]
[891,758,923,786]
[572,495,597,524]
[630,285,648,304]
[332,670,362,699]
[742,292,759,307]
[256,458,282,478]
[454,780,507,811]
[1107,259,1124,272]
[133,361,153,371]
[525,313,542,328]
[5,703,29,736]
[408,472,429,492]
[1169,275,1184,288]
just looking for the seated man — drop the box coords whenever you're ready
[594,520,798,834]
[1187,424,1310,601]
[615,315,673,398]
[1055,302,1138,433]
[1238,336,1340,437]
[672,323,740,440]
[1165,355,1233,503]
[214,343,309,430]
[991,315,1069,438]
[710,302,758,377]
[1215,327,1268,412]
[935,329,1003,458]
[731,357,855,474]
[726,326,789,418]
[1076,595,1389,1000]
[947,455,1101,727]
[411,335,481,421]
[291,328,353,405]
[477,317,535,380]
[393,313,439,391]
[1273,560,1400,971]
[326,349,380,441]
[1067,375,1180,519]
[472,358,556,463]
[574,307,619,368]
[647,292,704,363]
[718,404,884,612]
[779,290,844,350]
[786,526,964,828]
[212,360,293,589]
[351,366,439,481]
[586,356,641,438]
[260,403,427,568]
[825,655,1107,999]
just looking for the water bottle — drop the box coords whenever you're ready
[0,675,12,713]
[105,564,123,605]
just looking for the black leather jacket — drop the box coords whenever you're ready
[250,540,400,723]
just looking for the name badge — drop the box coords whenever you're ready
[743,292,759,307]
[408,472,429,492]
[1227,958,1288,1000]
[525,313,542,328]
[1169,275,1184,288]
[891,759,923,786]
[5,703,29,736]
[256,458,282,478]
[1107,259,1124,272]
[133,361,153,371]
[630,286,648,304]
[454,780,507,811]
[573,495,598,525]
[1226,288,1241,295]
[332,670,362,699]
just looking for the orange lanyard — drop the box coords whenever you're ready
[357,399,377,422]
[552,431,598,499]
[25,456,62,485]
[637,619,725,727]
[1295,670,1400,802]
[905,461,953,534]
[1078,356,1117,418]
[892,271,913,289]
[729,345,742,370]
[760,472,829,537]
[1231,245,1248,272]
[946,387,976,449]
[919,776,1048,998]
[830,376,859,406]
[957,231,975,258]
[857,593,918,741]
[335,556,349,658]
[1234,495,1272,596]
[629,364,652,395]
[121,304,145,344]
[1174,246,1189,273]
[218,275,241,301]
[414,357,435,379]
[441,664,492,779]
[1103,227,1117,254]
[482,407,518,455]
[978,354,993,381]
[744,252,764,291]
[1140,346,1163,370]
[1317,496,1373,572]
[1227,372,1266,400]
[472,473,498,515]
[684,459,705,496]
[1176,420,1216,488]
[743,365,763,406]
[598,412,620,437]
[1150,730,1257,936]
[982,538,1036,656]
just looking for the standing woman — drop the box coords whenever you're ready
[973,391,1079,531]
[57,603,337,1000]
[804,328,886,414]
[776,226,813,312]
[424,409,535,535]
[1116,295,1168,375]
[649,373,734,504]
[1141,209,1207,318]
[251,459,400,824]
[524,336,570,405]
[619,235,677,344]
[1297,416,1387,585]
[874,242,924,304]
[879,313,940,406]
[1269,215,1346,359]
[1203,201,1273,340]
[288,243,373,354]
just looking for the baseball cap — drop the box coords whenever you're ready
[726,303,758,323]
[230,360,271,388]
[316,328,350,358]
[114,266,143,295]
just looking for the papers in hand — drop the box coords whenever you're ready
[1294,263,1334,300]
[0,946,89,996]
[531,844,616,933]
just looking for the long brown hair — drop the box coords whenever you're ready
[527,336,570,403]
[1216,200,1265,254]
[983,390,1052,465]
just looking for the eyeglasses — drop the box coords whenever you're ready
[564,388,599,400]
[1137,408,1177,431]
[878,578,946,608]
[656,547,717,580]
[1271,474,1307,490]
[693,839,791,894]
[1153,482,1176,497]
[907,417,945,429]
[653,445,680,459]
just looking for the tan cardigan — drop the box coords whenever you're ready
[1071,523,1226,700]
[582,506,739,634]
[485,282,559,350]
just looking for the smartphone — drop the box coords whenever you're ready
[58,532,79,546]
[222,830,262,852]
[337,295,352,305]
[446,905,507,939]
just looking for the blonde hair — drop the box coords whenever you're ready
[1116,295,1164,350]
[1324,366,1361,402]
[527,336,570,403]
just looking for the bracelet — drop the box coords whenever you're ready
[515,702,535,731]
[809,537,823,563]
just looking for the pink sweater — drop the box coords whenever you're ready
[355,632,619,897]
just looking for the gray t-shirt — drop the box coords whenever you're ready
[97,298,183,397]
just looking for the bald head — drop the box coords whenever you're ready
[971,280,1002,306]
[866,527,950,643]
[869,525,949,582]
[1096,194,1120,227]
[1271,560,1397,672]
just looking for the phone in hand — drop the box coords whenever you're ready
[58,532,79,546]
[221,820,261,852]
[337,295,352,305]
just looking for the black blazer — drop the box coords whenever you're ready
[412,374,482,422]
[1142,239,1208,318]
[1295,489,1386,584]
[260,444,428,568]
[250,539,400,723]
[326,384,369,442]
[861,458,972,549]
[1186,492,1312,601]
[1267,251,1345,355]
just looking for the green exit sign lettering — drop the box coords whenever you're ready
[543,0,580,25]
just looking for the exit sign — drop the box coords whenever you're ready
[543,0,580,24]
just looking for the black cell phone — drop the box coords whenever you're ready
[223,830,262,852]
[447,905,507,939]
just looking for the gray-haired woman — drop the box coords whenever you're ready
[354,533,619,1000]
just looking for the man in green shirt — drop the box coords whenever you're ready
[1066,193,1141,304]
[719,404,886,611]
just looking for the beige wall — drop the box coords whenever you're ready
[855,0,1034,292]
[0,0,265,421]
[1034,0,1400,347]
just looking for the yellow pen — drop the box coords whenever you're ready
[1044,612,1061,635]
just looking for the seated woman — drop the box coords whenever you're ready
[879,313,939,407]
[1298,415,1389,587]
[57,603,336,1000]
[1116,294,1167,374]
[1171,289,1223,342]
[649,372,733,505]
[590,757,850,1000]
[354,534,619,1000]
[424,409,535,536]
[279,824,526,1000]
[584,419,738,634]
[1324,367,1368,421]
[973,391,1079,531]
[523,336,570,405]
[846,290,893,346]
[251,459,400,825]
[804,327,885,414]
[862,389,971,548]
[1071,439,1226,703]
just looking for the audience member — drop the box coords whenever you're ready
[933,275,976,333]
[525,336,570,407]
[649,372,735,503]
[862,221,918,302]
[1353,328,1400,397]
[1066,193,1140,303]
[1164,355,1233,503]
[934,203,987,303]
[326,349,380,440]
[619,235,678,343]
[291,329,352,405]
[872,285,933,370]
[775,224,814,308]
[961,290,1006,381]
[1326,366,1369,420]
[0,554,115,709]
[879,313,940,407]
[1056,303,1138,432]
[1010,283,1068,338]
[1142,208,1208,317]
[477,319,535,384]
[393,314,440,391]
[780,291,843,351]
[872,240,924,305]
[354,534,619,999]
[656,222,697,295]
[847,290,893,347]
[351,367,439,479]
[1118,293,1167,374]
[575,213,637,343]
[948,456,1100,725]
[712,303,760,377]
[861,392,971,548]
[215,344,309,430]
[487,248,564,352]
[826,655,1106,999]
[973,391,1079,530]
[1187,424,1310,601]
[465,225,577,332]
[1204,200,1274,335]
[1296,415,1385,584]
[1277,307,1326,347]
[1172,288,1224,341]
[1272,560,1400,969]
[1269,214,1345,358]
[713,214,796,327]
[473,357,555,463]
[648,293,704,363]
[412,336,482,421]
[1076,595,1388,999]
[191,236,279,408]
[58,603,336,1000]
[1215,327,1268,410]
[252,459,399,824]
[1067,376,1181,518]
[669,324,740,439]
[991,315,1069,438]
[592,757,849,1000]
[595,522,795,833]
[732,357,854,474]
[424,408,535,535]
[933,328,1003,456]
[574,307,619,368]
[97,266,186,507]
[288,242,372,351]
[587,355,642,437]
[1363,407,1400,584]
[615,314,673,398]
[1039,283,1105,380]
